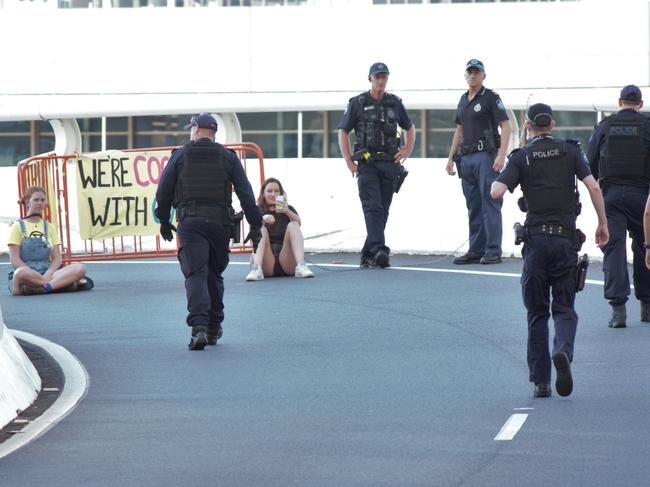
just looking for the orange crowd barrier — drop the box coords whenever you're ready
[16,143,265,264]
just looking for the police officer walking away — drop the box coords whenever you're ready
[491,103,609,398]
[447,59,511,265]
[338,62,415,268]
[156,113,263,351]
[587,85,650,328]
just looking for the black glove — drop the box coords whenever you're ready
[244,225,262,252]
[160,220,177,242]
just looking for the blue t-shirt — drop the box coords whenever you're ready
[455,87,509,145]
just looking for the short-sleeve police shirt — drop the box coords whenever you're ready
[455,87,509,145]
[338,91,413,133]
[497,135,592,229]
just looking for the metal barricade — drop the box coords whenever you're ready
[16,143,265,263]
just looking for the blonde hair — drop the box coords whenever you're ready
[19,185,47,207]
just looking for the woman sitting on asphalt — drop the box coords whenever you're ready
[7,185,93,295]
[246,177,314,281]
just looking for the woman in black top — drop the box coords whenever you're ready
[246,178,314,281]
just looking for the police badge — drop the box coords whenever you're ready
[474,103,481,112]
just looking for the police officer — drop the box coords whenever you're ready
[587,85,650,328]
[155,113,263,351]
[491,103,609,398]
[446,59,512,265]
[338,62,415,268]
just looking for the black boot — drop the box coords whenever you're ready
[188,326,208,351]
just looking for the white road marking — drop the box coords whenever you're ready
[494,413,528,441]
[0,330,89,460]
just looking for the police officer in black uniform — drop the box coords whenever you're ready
[155,113,263,351]
[338,62,415,268]
[491,103,609,398]
[587,85,650,328]
[447,59,511,265]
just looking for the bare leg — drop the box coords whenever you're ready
[12,267,48,295]
[251,228,276,277]
[278,222,305,275]
[50,263,86,290]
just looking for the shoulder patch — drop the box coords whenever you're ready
[496,98,506,111]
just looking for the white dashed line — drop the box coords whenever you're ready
[494,413,528,441]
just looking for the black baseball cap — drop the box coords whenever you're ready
[526,103,554,128]
[184,113,218,131]
[369,62,390,75]
[620,84,642,104]
[465,59,485,72]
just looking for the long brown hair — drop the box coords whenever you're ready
[18,185,47,207]
[257,177,286,213]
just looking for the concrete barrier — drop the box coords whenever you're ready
[0,306,41,430]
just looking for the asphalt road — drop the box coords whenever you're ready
[0,253,649,487]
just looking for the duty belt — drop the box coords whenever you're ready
[527,224,574,240]
[458,139,488,156]
[177,205,228,221]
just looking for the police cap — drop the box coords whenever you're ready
[526,103,554,128]
[369,62,390,76]
[465,59,485,72]
[620,84,642,104]
[184,113,218,131]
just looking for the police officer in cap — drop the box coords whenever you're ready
[491,103,609,398]
[156,113,263,351]
[587,85,650,328]
[447,59,512,265]
[338,62,415,268]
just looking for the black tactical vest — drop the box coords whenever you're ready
[599,113,648,178]
[177,142,229,207]
[354,92,400,155]
[521,138,577,215]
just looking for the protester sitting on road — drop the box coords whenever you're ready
[7,185,93,295]
[246,177,314,281]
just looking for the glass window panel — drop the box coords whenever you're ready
[303,111,324,130]
[82,135,102,152]
[78,118,103,132]
[328,131,343,159]
[37,121,54,134]
[38,135,56,155]
[552,111,597,128]
[427,109,458,129]
[238,113,279,131]
[426,131,454,158]
[0,136,30,166]
[107,117,129,131]
[135,133,187,149]
[107,135,129,150]
[551,129,592,150]
[302,134,323,158]
[410,130,423,158]
[134,115,190,132]
[241,134,277,159]
[0,121,30,133]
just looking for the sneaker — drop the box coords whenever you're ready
[453,252,482,265]
[533,383,551,398]
[552,352,573,397]
[375,251,390,268]
[76,276,94,291]
[188,326,208,351]
[480,254,502,265]
[294,263,314,278]
[360,255,376,268]
[608,304,626,328]
[207,324,223,346]
[246,266,264,282]
[641,302,650,322]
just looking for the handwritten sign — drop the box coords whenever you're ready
[75,150,172,240]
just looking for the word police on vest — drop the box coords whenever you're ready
[526,103,554,128]
[608,125,640,136]
[532,148,561,159]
